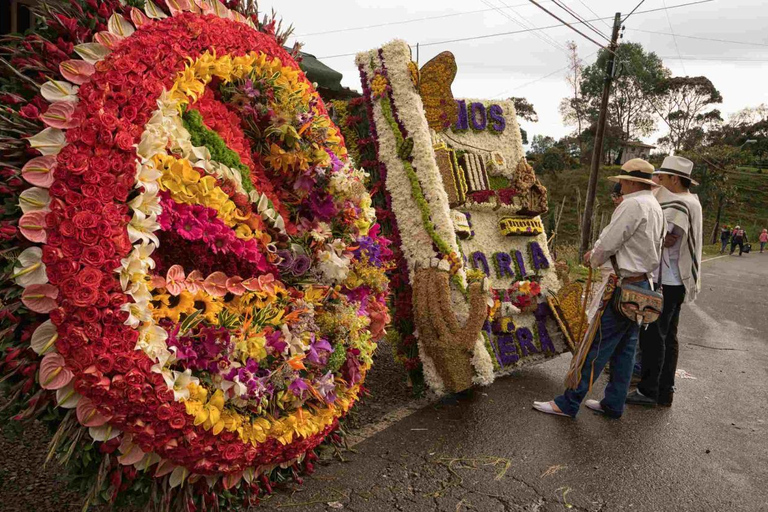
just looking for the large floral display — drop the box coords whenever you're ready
[0,1,389,509]
[355,41,568,394]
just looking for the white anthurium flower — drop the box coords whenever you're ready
[127,210,160,246]
[162,369,199,401]
[40,80,79,103]
[25,127,66,156]
[12,247,47,287]
[18,187,51,213]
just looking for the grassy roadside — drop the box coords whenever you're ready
[540,165,768,248]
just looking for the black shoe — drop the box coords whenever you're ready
[625,389,657,406]
[658,392,674,407]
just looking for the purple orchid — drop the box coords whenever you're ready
[314,371,337,403]
[307,337,333,365]
[288,377,309,399]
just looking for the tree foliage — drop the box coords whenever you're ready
[652,76,723,151]
[510,96,538,122]
[581,42,669,142]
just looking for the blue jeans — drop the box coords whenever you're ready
[555,281,648,418]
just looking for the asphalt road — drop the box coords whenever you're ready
[267,253,768,512]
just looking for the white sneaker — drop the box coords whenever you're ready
[585,399,604,413]
[533,401,571,417]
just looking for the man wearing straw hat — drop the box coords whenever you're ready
[533,159,665,419]
[627,156,702,407]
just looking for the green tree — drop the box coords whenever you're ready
[581,42,669,144]
[653,76,723,151]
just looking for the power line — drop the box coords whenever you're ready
[551,0,611,43]
[492,49,599,98]
[527,0,606,48]
[628,28,768,48]
[661,0,687,74]
[296,2,543,37]
[623,0,646,22]
[576,0,612,30]
[658,55,768,62]
[482,0,571,57]
[317,0,716,59]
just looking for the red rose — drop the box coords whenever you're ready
[81,184,99,198]
[122,105,137,121]
[115,131,134,151]
[68,153,89,175]
[61,238,82,258]
[169,413,187,430]
[80,306,101,323]
[222,443,244,460]
[100,112,119,130]
[49,307,66,326]
[125,368,144,386]
[19,103,40,120]
[58,220,76,237]
[157,403,174,421]
[72,211,98,229]
[72,286,99,307]
[77,267,103,288]
[79,229,100,246]
[127,384,144,403]
[81,246,105,266]
[83,321,102,340]
[114,354,134,373]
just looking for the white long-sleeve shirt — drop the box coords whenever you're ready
[590,189,665,277]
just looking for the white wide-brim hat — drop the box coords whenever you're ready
[654,155,699,185]
[608,158,659,187]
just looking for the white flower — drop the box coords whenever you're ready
[281,324,307,356]
[161,369,199,401]
[127,210,160,246]
[136,324,171,367]
[317,248,350,284]
[129,190,162,217]
[121,300,152,328]
[12,247,47,287]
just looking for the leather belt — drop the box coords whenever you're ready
[621,275,648,284]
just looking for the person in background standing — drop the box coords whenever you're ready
[611,182,623,207]
[720,225,731,254]
[759,229,767,253]
[730,226,747,256]
[627,156,703,408]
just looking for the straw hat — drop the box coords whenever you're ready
[608,158,659,187]
[654,155,699,185]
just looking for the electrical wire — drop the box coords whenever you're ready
[317,0,716,59]
[627,28,768,48]
[551,0,610,42]
[576,0,612,30]
[296,2,540,37]
[622,0,646,22]
[493,49,599,98]
[527,0,606,48]
[661,0,687,73]
[482,0,571,57]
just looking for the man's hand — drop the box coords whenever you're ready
[664,233,680,248]
[583,250,592,265]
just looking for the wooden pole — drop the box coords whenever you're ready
[580,12,622,258]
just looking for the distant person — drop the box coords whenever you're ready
[533,159,664,419]
[760,229,768,253]
[611,182,623,207]
[730,226,747,256]
[720,225,731,254]
[627,156,702,408]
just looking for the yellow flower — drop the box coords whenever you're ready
[192,291,223,324]
[153,290,196,323]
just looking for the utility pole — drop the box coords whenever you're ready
[580,12,622,259]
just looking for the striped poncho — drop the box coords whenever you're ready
[655,187,703,302]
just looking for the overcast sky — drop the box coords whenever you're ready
[260,0,768,147]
